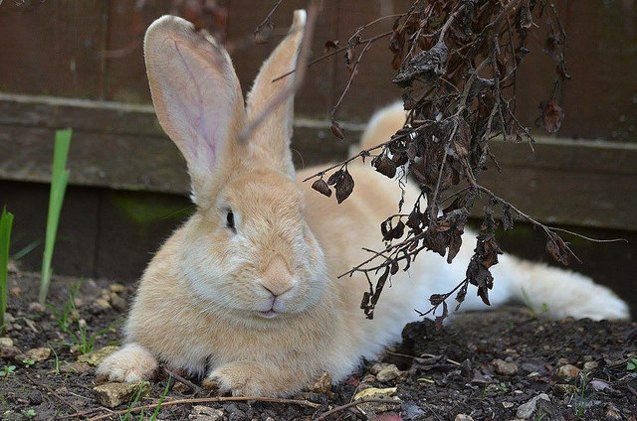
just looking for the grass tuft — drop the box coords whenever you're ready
[39,128,72,304]
[0,207,14,333]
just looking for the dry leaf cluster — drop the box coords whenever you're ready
[306,0,576,321]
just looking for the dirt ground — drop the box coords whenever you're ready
[0,268,635,421]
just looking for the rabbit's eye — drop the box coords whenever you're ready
[226,210,236,232]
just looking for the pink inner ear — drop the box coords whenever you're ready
[169,38,223,170]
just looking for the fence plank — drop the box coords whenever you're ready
[0,1,108,99]
[331,0,411,122]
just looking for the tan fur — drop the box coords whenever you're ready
[97,11,629,397]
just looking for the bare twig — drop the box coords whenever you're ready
[330,40,374,121]
[80,396,321,421]
[163,367,203,393]
[239,0,321,142]
[254,0,284,34]
[314,398,400,420]
[273,30,393,83]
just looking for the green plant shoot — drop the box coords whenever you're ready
[39,128,72,304]
[0,207,14,333]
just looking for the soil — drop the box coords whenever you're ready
[1,268,635,421]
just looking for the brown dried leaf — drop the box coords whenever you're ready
[478,285,491,306]
[430,294,445,306]
[393,41,448,87]
[327,169,344,186]
[389,29,405,70]
[455,282,468,307]
[392,221,405,239]
[374,156,397,178]
[542,100,564,133]
[447,231,463,264]
[324,40,339,52]
[545,236,570,266]
[330,121,345,139]
[481,236,501,268]
[381,219,391,240]
[406,209,422,231]
[390,260,399,275]
[501,206,514,230]
[254,18,274,44]
[452,119,471,158]
[311,179,332,197]
[344,48,353,65]
[335,170,355,204]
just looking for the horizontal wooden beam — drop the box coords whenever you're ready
[1,94,635,231]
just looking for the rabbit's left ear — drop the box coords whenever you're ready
[144,16,246,204]
[245,10,306,178]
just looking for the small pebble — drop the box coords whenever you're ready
[557,357,570,366]
[172,381,192,394]
[455,415,474,421]
[189,405,225,421]
[583,361,598,371]
[92,298,111,312]
[24,347,51,363]
[1,345,23,359]
[109,283,126,293]
[309,372,333,396]
[93,382,150,408]
[369,362,387,375]
[77,345,119,367]
[28,302,45,313]
[492,358,518,376]
[360,373,376,384]
[516,393,550,419]
[0,337,14,348]
[109,293,127,311]
[556,364,580,379]
[553,383,578,396]
[376,364,403,382]
[27,390,43,405]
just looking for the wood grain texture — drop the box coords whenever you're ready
[0,1,109,98]
[331,0,411,122]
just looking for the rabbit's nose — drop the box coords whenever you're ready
[260,255,295,297]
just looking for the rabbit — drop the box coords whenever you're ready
[96,10,630,397]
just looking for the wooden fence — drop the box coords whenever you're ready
[1,0,636,286]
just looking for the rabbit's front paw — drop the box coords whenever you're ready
[203,362,290,397]
[95,343,158,383]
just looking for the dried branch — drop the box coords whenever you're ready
[238,0,321,142]
[314,398,401,420]
[272,31,393,83]
[307,0,587,320]
[80,396,320,421]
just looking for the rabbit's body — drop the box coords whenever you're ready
[96,11,629,397]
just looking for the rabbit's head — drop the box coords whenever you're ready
[144,11,327,327]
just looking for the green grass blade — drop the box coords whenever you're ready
[1,207,14,333]
[39,128,72,304]
[10,238,42,261]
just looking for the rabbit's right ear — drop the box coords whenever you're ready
[144,16,245,204]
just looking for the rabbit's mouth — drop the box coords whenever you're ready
[257,310,279,319]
